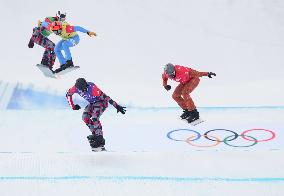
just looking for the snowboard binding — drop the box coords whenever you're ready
[182,109,204,126]
[87,135,106,152]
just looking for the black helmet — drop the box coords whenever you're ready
[57,11,66,21]
[164,63,175,77]
[75,78,88,92]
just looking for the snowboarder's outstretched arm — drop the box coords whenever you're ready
[100,93,126,114]
[190,69,216,78]
[66,86,81,110]
[73,26,96,36]
[66,83,126,113]
[64,25,96,37]
[28,27,39,48]
[90,84,125,114]
[29,15,60,49]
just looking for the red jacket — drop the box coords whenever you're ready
[162,65,208,86]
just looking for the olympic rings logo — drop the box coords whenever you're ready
[167,128,276,148]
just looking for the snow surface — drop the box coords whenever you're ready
[0,107,283,195]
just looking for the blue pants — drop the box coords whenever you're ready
[55,34,80,65]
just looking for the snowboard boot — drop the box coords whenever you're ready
[54,67,62,73]
[87,134,106,152]
[65,59,74,68]
[92,146,106,152]
[186,109,200,123]
[41,59,49,67]
[180,109,190,119]
[41,59,55,73]
[54,63,67,73]
[54,60,74,73]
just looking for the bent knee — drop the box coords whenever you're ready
[82,117,90,124]
[54,45,62,52]
[181,92,190,99]
[82,113,91,123]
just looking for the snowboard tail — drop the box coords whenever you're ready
[91,146,107,152]
[189,118,205,126]
[182,117,205,126]
[36,64,57,78]
[36,64,80,78]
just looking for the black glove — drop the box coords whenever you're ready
[164,85,171,91]
[28,39,34,48]
[208,72,216,78]
[116,105,126,114]
[73,104,81,110]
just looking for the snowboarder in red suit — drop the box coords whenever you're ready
[162,63,216,123]
[66,78,126,151]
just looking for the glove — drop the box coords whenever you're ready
[28,39,34,48]
[208,72,216,78]
[73,104,81,110]
[116,105,126,114]
[87,31,97,37]
[38,20,42,27]
[164,85,171,91]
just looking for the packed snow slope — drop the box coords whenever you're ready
[0,108,283,196]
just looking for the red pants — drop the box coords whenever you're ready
[172,77,200,111]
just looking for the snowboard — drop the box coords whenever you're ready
[91,146,107,152]
[36,64,57,78]
[56,65,80,76]
[182,118,205,126]
[36,64,80,78]
[189,118,205,126]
